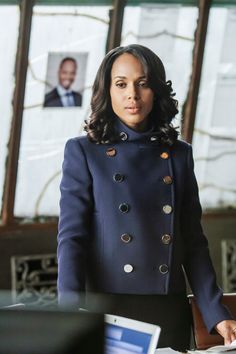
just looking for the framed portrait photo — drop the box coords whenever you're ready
[43,52,88,108]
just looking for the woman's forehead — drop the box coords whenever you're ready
[110,53,146,78]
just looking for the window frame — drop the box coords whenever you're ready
[1,0,236,231]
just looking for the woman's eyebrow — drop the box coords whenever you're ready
[113,75,127,79]
[113,75,147,79]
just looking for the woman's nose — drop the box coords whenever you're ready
[128,85,140,100]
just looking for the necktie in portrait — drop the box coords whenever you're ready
[65,92,75,107]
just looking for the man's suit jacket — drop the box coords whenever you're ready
[44,88,82,107]
[57,119,232,332]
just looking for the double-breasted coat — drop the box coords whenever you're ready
[57,119,231,332]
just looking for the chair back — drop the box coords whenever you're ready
[189,293,236,350]
[2,303,25,309]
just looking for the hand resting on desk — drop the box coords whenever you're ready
[215,320,236,345]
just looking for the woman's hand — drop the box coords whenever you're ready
[215,320,236,345]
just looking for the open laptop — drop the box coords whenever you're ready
[105,314,161,354]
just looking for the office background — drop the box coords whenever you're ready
[0,0,235,306]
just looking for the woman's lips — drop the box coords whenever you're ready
[125,106,141,114]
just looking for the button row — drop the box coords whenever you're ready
[113,174,173,185]
[123,264,169,274]
[118,131,172,153]
[118,196,172,221]
[106,146,169,160]
[118,203,173,215]
[120,233,171,245]
[119,132,160,143]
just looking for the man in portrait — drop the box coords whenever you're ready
[44,57,82,108]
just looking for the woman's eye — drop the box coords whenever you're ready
[115,82,126,88]
[138,81,148,87]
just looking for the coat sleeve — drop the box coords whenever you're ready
[181,145,233,332]
[57,138,93,307]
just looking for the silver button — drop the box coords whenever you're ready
[124,264,133,273]
[121,233,132,243]
[150,136,158,142]
[159,264,169,274]
[163,205,172,214]
[113,173,124,182]
[161,234,172,245]
[120,132,128,141]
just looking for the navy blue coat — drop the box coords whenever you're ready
[57,119,231,332]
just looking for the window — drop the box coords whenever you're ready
[0,5,20,217]
[193,5,236,209]
[14,4,110,218]
[1,0,236,227]
[122,2,198,128]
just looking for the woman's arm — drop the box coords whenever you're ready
[57,138,93,307]
[181,145,234,333]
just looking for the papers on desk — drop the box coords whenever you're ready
[154,341,236,354]
[155,348,182,354]
[188,340,236,354]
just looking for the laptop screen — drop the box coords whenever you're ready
[105,322,152,353]
[105,315,161,354]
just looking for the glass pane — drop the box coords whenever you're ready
[0,5,19,219]
[193,6,236,209]
[121,2,198,128]
[14,5,110,218]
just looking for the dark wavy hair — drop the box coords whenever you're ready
[85,44,179,145]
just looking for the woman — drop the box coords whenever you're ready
[57,44,236,350]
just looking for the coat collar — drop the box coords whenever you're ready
[114,118,162,144]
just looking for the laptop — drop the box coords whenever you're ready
[105,314,161,354]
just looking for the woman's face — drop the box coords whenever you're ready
[110,53,154,132]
